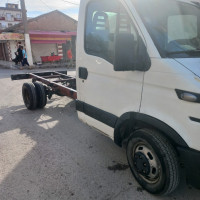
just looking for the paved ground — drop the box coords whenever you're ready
[0,68,200,200]
[0,60,74,70]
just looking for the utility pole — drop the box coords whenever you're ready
[20,0,33,65]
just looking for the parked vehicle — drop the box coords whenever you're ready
[12,0,200,196]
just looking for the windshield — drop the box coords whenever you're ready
[133,0,200,58]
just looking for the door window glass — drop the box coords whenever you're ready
[85,0,118,63]
[85,0,139,64]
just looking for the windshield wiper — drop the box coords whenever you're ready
[166,50,200,55]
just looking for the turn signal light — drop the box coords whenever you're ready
[175,89,200,103]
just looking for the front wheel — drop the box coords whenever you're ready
[126,129,180,195]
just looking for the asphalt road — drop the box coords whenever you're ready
[0,68,200,200]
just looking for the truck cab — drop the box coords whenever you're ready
[76,0,200,195]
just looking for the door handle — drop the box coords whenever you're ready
[79,67,88,80]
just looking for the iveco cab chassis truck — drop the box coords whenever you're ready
[11,0,200,196]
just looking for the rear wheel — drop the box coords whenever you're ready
[22,83,38,110]
[34,82,47,109]
[126,129,180,195]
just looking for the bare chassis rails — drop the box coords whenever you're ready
[11,71,77,108]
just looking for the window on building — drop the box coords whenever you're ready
[85,0,139,64]
[6,4,18,9]
[6,13,12,21]
[16,14,21,19]
[8,23,13,27]
[1,22,6,28]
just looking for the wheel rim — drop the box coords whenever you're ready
[132,141,162,184]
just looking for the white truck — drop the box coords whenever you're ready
[12,0,200,196]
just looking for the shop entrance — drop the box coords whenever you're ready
[0,42,9,61]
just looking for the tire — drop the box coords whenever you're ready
[22,83,38,110]
[126,129,180,195]
[34,82,47,109]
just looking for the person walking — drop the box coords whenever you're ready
[17,45,23,63]
[12,45,23,65]
[12,52,19,65]
[21,46,30,67]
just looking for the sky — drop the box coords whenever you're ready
[1,0,200,21]
[0,0,80,20]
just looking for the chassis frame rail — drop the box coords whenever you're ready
[11,71,77,100]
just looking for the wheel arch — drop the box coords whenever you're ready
[114,112,188,148]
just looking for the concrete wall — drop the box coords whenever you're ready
[31,43,58,62]
[6,40,25,61]
[9,41,17,59]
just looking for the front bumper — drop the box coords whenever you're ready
[178,147,200,189]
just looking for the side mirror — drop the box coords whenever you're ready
[114,33,151,71]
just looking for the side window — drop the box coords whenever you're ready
[85,0,139,64]
[118,7,138,42]
[85,0,118,63]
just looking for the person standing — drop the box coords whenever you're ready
[67,48,73,67]
[21,46,30,67]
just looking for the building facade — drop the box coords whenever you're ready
[0,3,22,30]
[0,10,77,63]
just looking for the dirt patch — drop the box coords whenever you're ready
[107,163,129,172]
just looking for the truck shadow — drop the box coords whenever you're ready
[0,100,200,200]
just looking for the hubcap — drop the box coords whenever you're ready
[133,144,160,184]
[134,152,151,176]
